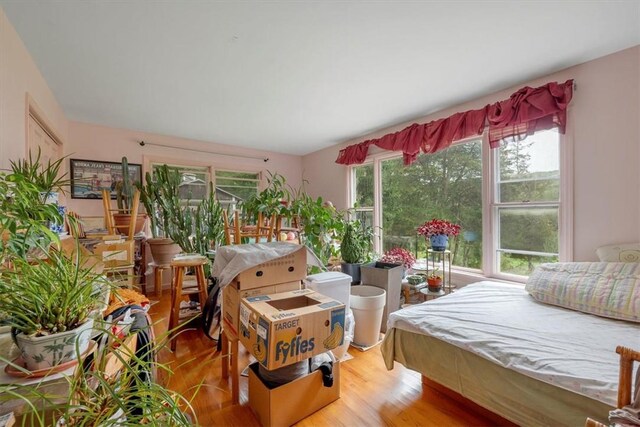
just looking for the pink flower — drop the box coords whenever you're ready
[380,247,416,269]
[416,219,461,238]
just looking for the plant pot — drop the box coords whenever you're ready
[15,318,94,371]
[147,238,182,265]
[427,277,442,292]
[113,213,147,235]
[341,262,362,285]
[429,234,449,251]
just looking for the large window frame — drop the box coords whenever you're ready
[350,130,573,283]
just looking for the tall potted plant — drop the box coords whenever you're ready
[339,219,372,284]
[113,156,146,235]
[137,169,181,265]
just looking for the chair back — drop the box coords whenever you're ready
[222,210,276,245]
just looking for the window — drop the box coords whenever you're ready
[380,140,483,269]
[352,164,374,230]
[493,129,560,276]
[152,164,210,205]
[214,170,260,211]
[350,128,568,280]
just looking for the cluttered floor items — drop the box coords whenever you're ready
[212,242,351,425]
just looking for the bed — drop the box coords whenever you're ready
[381,280,640,426]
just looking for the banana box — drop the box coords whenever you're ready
[222,280,302,337]
[239,288,346,370]
[231,245,306,291]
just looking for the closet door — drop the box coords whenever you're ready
[28,114,61,164]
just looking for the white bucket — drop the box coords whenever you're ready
[350,285,386,347]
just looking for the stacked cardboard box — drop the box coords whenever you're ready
[222,246,307,337]
[221,245,343,424]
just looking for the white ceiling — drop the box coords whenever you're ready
[2,1,639,156]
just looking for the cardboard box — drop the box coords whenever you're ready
[231,246,307,291]
[248,361,340,427]
[239,289,345,370]
[222,281,302,337]
[361,262,403,332]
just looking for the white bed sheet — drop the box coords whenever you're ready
[387,281,640,406]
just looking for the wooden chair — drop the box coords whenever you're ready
[93,240,136,288]
[275,214,302,242]
[222,210,276,245]
[101,189,141,240]
[585,345,640,427]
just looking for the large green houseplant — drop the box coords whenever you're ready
[137,169,182,265]
[339,218,373,284]
[143,164,224,265]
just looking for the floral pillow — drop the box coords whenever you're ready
[596,243,640,262]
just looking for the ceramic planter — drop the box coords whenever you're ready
[15,318,94,371]
[113,213,147,235]
[147,238,182,266]
[340,262,362,285]
[427,277,443,292]
[429,234,449,251]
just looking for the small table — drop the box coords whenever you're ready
[420,287,446,301]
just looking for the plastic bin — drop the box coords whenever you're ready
[306,272,354,358]
[350,286,386,347]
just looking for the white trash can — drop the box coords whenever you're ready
[350,285,386,347]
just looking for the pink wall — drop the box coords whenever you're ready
[65,121,303,216]
[302,46,640,261]
[0,7,68,169]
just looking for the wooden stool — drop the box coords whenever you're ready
[150,263,171,297]
[168,255,208,352]
[221,327,240,405]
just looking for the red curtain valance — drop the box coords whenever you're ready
[335,79,574,166]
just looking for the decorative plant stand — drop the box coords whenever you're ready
[426,249,453,294]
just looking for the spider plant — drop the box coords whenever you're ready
[9,148,69,202]
[0,170,62,260]
[0,329,196,426]
[0,244,105,337]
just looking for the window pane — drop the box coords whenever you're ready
[152,164,210,201]
[215,170,259,204]
[498,129,559,203]
[381,140,483,269]
[354,164,374,208]
[499,252,558,276]
[499,207,558,253]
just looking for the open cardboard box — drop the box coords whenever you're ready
[239,289,345,370]
[248,361,340,427]
[222,280,302,337]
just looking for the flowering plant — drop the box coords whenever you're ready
[379,247,416,269]
[417,218,461,238]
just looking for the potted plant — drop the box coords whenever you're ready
[113,156,147,235]
[0,243,106,371]
[379,247,416,274]
[427,268,443,292]
[339,219,372,284]
[417,218,461,251]
[137,168,182,265]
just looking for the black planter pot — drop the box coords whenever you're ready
[341,262,362,285]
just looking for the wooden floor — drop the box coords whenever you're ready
[149,294,508,426]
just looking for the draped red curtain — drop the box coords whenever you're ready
[335,79,574,166]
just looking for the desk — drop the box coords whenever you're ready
[220,327,240,405]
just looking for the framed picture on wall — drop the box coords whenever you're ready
[70,159,142,200]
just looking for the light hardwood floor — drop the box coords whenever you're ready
[149,294,509,426]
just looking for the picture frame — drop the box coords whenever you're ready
[70,159,142,200]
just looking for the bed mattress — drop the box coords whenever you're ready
[386,281,640,407]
